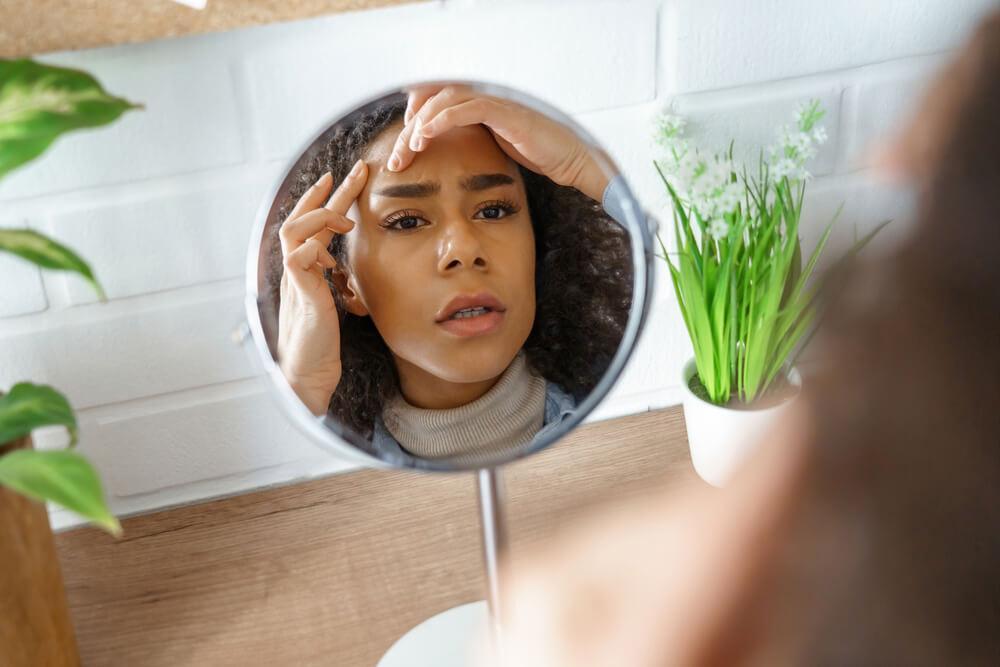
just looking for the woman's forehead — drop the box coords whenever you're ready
[363,122,520,191]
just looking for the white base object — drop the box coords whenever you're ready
[681,358,801,487]
[378,601,489,667]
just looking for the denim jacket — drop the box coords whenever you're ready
[602,172,630,226]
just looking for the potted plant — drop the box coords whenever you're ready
[0,58,141,664]
[652,100,880,486]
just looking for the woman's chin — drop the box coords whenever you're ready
[430,352,519,385]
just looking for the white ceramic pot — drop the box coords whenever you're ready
[681,358,801,487]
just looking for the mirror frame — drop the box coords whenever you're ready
[242,79,658,472]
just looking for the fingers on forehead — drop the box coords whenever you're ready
[406,87,435,115]
[289,178,331,220]
[417,86,467,122]
[325,163,368,214]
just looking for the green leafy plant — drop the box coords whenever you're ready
[0,58,142,534]
[653,100,883,407]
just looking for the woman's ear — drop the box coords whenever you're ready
[330,267,369,317]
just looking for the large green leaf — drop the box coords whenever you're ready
[0,449,120,536]
[0,382,78,447]
[0,58,142,179]
[0,228,106,300]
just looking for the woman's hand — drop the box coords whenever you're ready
[387,84,610,202]
[277,160,368,416]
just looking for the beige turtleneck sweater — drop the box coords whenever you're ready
[381,351,547,462]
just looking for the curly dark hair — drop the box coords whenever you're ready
[265,93,632,439]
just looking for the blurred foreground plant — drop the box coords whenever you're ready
[0,58,142,534]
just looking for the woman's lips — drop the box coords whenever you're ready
[435,292,507,322]
[437,310,505,337]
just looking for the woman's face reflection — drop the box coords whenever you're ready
[340,120,537,408]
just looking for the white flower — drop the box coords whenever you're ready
[795,99,825,131]
[660,113,686,137]
[654,111,687,151]
[717,181,743,214]
[778,124,796,149]
[706,157,733,185]
[767,104,827,182]
[674,153,736,221]
[708,217,730,240]
[772,157,797,180]
[794,102,810,126]
[792,131,812,154]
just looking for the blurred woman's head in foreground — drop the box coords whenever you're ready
[500,11,1000,666]
[745,11,1000,664]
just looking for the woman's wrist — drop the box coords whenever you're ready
[572,151,611,203]
[296,386,332,417]
[282,367,336,416]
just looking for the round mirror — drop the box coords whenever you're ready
[244,80,654,472]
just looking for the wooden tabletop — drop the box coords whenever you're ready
[54,405,693,666]
[0,0,425,58]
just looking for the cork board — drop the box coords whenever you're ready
[53,406,695,666]
[0,0,427,58]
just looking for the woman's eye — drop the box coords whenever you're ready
[383,214,427,231]
[383,202,519,230]
[475,201,520,220]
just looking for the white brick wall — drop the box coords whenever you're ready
[0,239,47,317]
[0,0,991,530]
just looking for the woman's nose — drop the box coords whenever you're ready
[436,219,488,273]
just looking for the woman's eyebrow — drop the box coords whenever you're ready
[462,173,515,192]
[373,173,515,198]
[374,181,439,198]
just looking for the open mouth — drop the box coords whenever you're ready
[438,308,505,337]
[448,306,494,319]
[435,293,507,337]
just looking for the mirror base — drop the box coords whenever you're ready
[377,600,488,667]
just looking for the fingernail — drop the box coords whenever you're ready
[409,118,423,151]
[388,153,400,171]
[350,159,363,177]
[316,171,332,186]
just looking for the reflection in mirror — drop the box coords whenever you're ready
[253,84,645,470]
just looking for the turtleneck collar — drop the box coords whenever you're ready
[381,351,547,462]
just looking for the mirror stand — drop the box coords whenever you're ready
[377,468,508,667]
[476,467,507,659]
